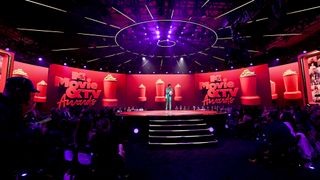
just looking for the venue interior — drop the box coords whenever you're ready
[0,0,320,179]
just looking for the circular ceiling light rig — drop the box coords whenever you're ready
[114,19,218,59]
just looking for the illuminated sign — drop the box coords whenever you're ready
[55,71,102,108]
[200,75,239,105]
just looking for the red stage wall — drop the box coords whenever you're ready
[269,62,303,106]
[194,64,272,107]
[14,61,48,88]
[47,64,127,109]
[126,74,196,109]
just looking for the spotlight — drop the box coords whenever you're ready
[153,71,155,74]
[208,127,214,132]
[170,25,172,29]
[142,57,146,61]
[177,71,180,74]
[100,67,102,70]
[83,65,87,68]
[189,71,191,73]
[166,72,168,74]
[276,58,280,61]
[231,66,233,69]
[5,48,9,51]
[303,50,307,54]
[144,33,147,36]
[38,57,43,61]
[157,35,160,39]
[250,63,253,66]
[129,70,131,73]
[167,35,171,38]
[138,71,141,74]
[201,70,203,72]
[156,26,159,29]
[180,57,184,61]
[133,128,139,134]
[116,70,119,72]
[168,30,172,34]
[64,63,67,66]
[156,31,160,35]
[215,68,218,71]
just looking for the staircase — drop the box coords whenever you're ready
[148,118,218,145]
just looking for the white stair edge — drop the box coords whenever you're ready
[149,134,214,138]
[149,119,203,122]
[148,140,218,145]
[149,123,207,127]
[149,128,210,132]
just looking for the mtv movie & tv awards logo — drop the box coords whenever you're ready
[55,72,102,108]
[200,75,239,105]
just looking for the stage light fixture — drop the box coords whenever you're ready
[142,57,146,61]
[231,66,234,69]
[5,48,9,51]
[63,63,67,66]
[180,57,184,61]
[83,65,87,68]
[133,128,139,134]
[250,63,253,66]
[156,30,160,35]
[38,57,43,61]
[209,127,214,132]
[215,68,218,71]
[129,71,131,73]
[153,72,155,74]
[168,30,172,34]
[303,50,307,54]
[166,72,168,74]
[138,71,141,74]
[189,71,191,73]
[116,70,119,72]
[276,58,280,61]
[201,70,203,72]
[100,68,102,70]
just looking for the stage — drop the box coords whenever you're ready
[116,110,222,117]
[116,110,227,145]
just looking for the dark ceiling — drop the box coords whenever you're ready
[0,0,319,73]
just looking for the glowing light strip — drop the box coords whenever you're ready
[211,46,225,49]
[145,4,154,19]
[194,61,202,66]
[17,28,64,33]
[150,119,203,122]
[199,52,208,56]
[247,17,268,24]
[77,33,114,38]
[287,6,320,15]
[150,123,206,127]
[171,9,174,19]
[218,37,232,40]
[86,58,100,62]
[212,56,225,62]
[248,50,260,53]
[123,59,132,64]
[263,33,302,37]
[160,59,163,69]
[88,45,118,49]
[112,7,136,23]
[51,48,79,52]
[109,24,121,29]
[149,134,213,138]
[149,140,218,145]
[25,0,67,13]
[149,128,209,132]
[201,0,210,8]
[84,17,107,25]
[104,52,125,58]
[215,0,254,19]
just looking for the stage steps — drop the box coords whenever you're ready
[148,118,218,146]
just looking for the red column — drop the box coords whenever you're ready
[102,74,118,107]
[34,80,47,102]
[174,84,182,101]
[283,69,301,99]
[138,84,147,102]
[240,69,260,105]
[155,79,165,102]
[270,81,278,100]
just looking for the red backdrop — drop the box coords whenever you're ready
[14,61,49,88]
[194,64,272,107]
[47,64,127,109]
[269,62,303,106]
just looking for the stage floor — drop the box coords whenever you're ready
[117,110,222,117]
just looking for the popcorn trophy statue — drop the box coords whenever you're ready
[165,83,173,110]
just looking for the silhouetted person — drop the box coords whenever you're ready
[0,77,39,179]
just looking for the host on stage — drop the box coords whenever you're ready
[166,83,173,110]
